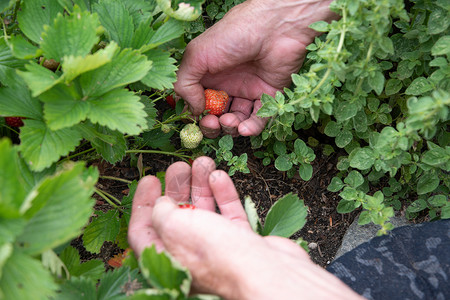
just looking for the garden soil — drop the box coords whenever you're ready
[72,135,360,270]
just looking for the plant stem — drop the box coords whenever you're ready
[100,176,132,184]
[95,188,123,212]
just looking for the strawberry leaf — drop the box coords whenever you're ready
[8,35,42,60]
[0,39,26,87]
[80,48,152,97]
[16,162,97,255]
[0,252,57,299]
[40,6,101,62]
[0,139,28,219]
[17,62,62,97]
[0,84,43,120]
[17,0,63,44]
[39,84,89,130]
[93,0,134,48]
[141,49,177,90]
[59,246,104,281]
[87,88,148,135]
[139,18,185,52]
[82,210,121,254]
[19,119,82,171]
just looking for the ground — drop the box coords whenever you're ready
[73,133,360,270]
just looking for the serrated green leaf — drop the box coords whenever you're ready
[87,88,148,135]
[157,0,204,21]
[17,0,63,44]
[0,38,27,86]
[0,252,57,300]
[40,7,101,62]
[94,0,134,48]
[97,267,139,300]
[262,193,307,237]
[39,84,89,130]
[309,20,329,32]
[16,163,97,255]
[0,139,28,219]
[59,246,104,282]
[19,119,82,171]
[244,196,262,234]
[79,123,127,164]
[432,35,450,56]
[8,35,42,59]
[0,84,42,121]
[61,42,118,83]
[140,18,185,52]
[417,172,440,195]
[82,210,121,254]
[80,48,152,97]
[141,49,177,90]
[54,276,97,300]
[139,245,191,295]
[17,62,62,97]
[131,18,155,50]
[142,128,174,151]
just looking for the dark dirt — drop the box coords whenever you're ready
[73,133,359,270]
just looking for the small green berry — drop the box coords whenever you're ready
[180,124,203,149]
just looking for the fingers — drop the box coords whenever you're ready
[128,176,164,255]
[238,100,268,136]
[191,157,216,211]
[165,162,191,203]
[199,114,221,138]
[209,170,251,230]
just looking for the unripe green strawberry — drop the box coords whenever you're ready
[161,124,172,133]
[180,123,203,149]
[204,89,229,115]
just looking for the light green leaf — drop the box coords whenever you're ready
[19,119,82,171]
[427,7,449,35]
[0,252,57,299]
[431,35,450,56]
[87,88,148,135]
[309,20,329,32]
[336,129,352,148]
[344,170,364,188]
[0,139,28,219]
[82,210,121,254]
[299,163,313,181]
[16,163,97,255]
[349,148,375,170]
[339,186,358,201]
[262,193,307,237]
[54,276,97,300]
[244,196,262,234]
[59,246,104,281]
[328,177,344,192]
[141,49,177,90]
[39,84,89,130]
[8,35,42,59]
[17,62,62,97]
[93,0,134,48]
[324,121,340,137]
[139,245,191,295]
[335,101,358,121]
[141,18,185,52]
[80,48,152,97]
[369,71,385,96]
[40,7,101,61]
[61,42,118,83]
[157,0,204,21]
[17,0,63,44]
[0,85,42,120]
[0,38,26,86]
[275,155,293,171]
[405,77,434,96]
[0,0,15,13]
[417,172,440,195]
[337,199,358,213]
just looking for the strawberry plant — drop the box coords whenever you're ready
[256,0,449,234]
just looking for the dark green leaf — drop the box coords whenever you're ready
[328,177,344,192]
[82,210,121,254]
[405,77,434,96]
[417,172,440,195]
[141,49,178,90]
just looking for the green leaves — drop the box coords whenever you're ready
[157,0,205,21]
[261,193,307,237]
[82,210,121,254]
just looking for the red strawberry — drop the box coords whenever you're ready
[5,117,24,127]
[165,95,176,109]
[178,203,196,209]
[204,89,229,115]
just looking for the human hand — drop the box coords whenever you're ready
[128,157,362,299]
[174,0,338,138]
